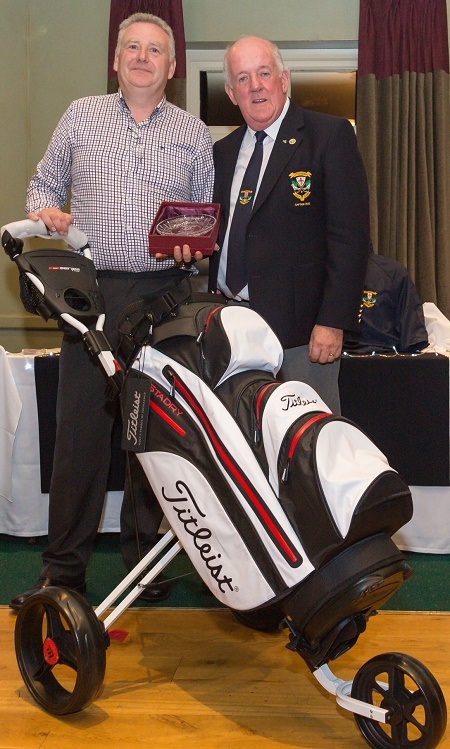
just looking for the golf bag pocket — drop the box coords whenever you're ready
[151,301,283,388]
[214,370,282,477]
[258,380,332,494]
[261,382,412,568]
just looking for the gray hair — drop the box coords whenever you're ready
[116,13,176,63]
[223,37,285,86]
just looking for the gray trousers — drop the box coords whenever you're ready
[278,344,341,415]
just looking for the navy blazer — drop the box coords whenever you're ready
[209,100,371,348]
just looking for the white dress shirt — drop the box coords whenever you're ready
[218,98,290,300]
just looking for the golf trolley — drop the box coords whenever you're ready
[2,218,447,749]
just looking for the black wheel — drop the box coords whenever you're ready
[351,652,447,749]
[15,587,107,714]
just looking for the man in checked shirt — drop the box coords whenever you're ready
[10,13,214,609]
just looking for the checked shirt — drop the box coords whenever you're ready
[26,93,214,272]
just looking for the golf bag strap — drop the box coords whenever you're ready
[116,275,192,366]
[126,275,192,326]
[149,293,227,347]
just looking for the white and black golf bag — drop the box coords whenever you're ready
[1,217,413,671]
[5,220,449,745]
[118,295,413,670]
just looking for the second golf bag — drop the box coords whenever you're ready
[118,296,413,670]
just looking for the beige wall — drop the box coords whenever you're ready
[1,0,449,351]
[183,0,361,41]
[0,0,110,351]
[0,1,32,350]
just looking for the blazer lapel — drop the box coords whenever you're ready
[217,125,246,217]
[253,101,305,213]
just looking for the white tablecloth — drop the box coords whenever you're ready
[0,349,122,537]
[393,486,450,554]
[0,347,22,504]
[0,348,449,552]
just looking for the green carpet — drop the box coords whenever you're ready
[0,533,449,611]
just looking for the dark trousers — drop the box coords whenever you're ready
[42,270,187,583]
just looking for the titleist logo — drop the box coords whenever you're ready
[280,393,318,411]
[162,480,234,594]
[126,390,141,446]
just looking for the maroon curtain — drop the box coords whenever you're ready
[108,0,186,89]
[356,0,450,316]
[358,0,449,79]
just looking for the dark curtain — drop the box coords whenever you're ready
[356,0,450,316]
[108,0,186,108]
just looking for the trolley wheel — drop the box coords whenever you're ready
[351,652,447,749]
[15,587,107,715]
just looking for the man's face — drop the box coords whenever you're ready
[114,22,176,98]
[225,38,289,131]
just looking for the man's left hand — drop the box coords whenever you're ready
[155,243,220,264]
[309,325,343,364]
[154,244,203,263]
[173,244,204,264]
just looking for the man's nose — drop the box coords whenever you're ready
[137,47,149,61]
[249,75,262,90]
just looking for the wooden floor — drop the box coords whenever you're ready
[0,607,448,749]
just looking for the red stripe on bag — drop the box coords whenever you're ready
[255,383,279,429]
[150,400,186,435]
[204,306,223,331]
[174,375,299,564]
[288,413,329,460]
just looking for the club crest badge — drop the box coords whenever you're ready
[239,189,254,205]
[363,290,377,308]
[290,171,311,202]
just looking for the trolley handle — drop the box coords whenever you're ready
[1,218,89,252]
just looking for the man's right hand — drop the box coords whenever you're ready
[28,208,74,236]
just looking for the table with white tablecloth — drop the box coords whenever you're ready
[1,347,449,552]
[0,349,122,537]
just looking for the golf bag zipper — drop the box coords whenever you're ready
[282,413,329,483]
[196,305,223,348]
[196,305,224,381]
[254,382,280,445]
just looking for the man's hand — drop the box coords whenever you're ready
[309,325,343,364]
[173,244,204,264]
[154,244,201,263]
[155,243,219,263]
[28,208,74,236]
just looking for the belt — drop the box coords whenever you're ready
[97,268,186,280]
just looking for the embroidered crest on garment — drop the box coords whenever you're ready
[239,189,254,205]
[363,290,378,308]
[289,171,311,202]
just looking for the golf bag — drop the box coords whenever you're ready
[119,297,413,670]
[6,221,447,749]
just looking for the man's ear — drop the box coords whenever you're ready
[225,83,237,106]
[168,59,176,81]
[113,52,119,73]
[281,69,290,94]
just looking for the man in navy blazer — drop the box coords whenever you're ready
[209,36,371,412]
